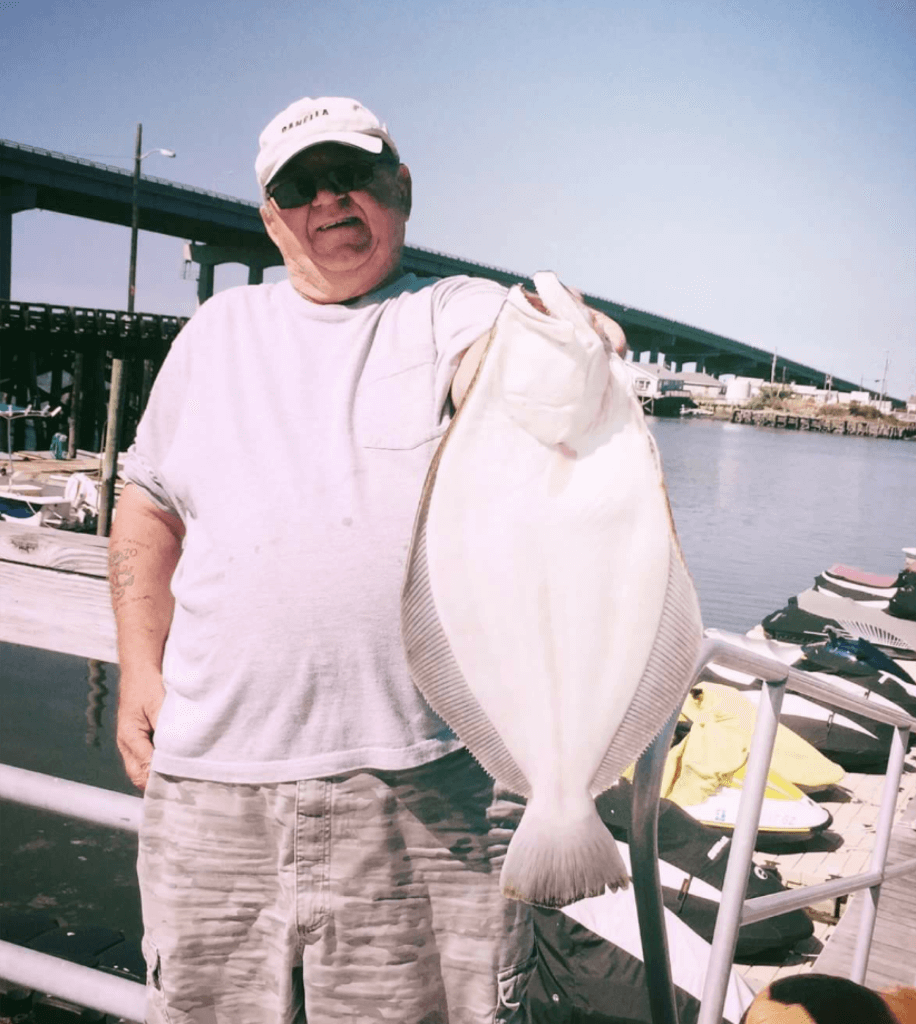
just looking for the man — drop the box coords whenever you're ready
[112,95,625,1023]
[112,95,542,1024]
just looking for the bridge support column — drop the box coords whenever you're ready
[198,263,215,305]
[184,241,278,306]
[1,185,37,301]
[1,211,11,302]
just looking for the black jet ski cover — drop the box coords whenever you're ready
[530,908,709,1024]
[761,603,843,644]
[890,583,916,622]
[596,781,813,959]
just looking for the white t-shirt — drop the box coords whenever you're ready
[123,272,507,782]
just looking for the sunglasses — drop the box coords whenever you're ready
[267,157,396,209]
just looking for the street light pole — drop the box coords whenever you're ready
[97,124,175,536]
[128,124,143,315]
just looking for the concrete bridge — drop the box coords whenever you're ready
[0,138,875,394]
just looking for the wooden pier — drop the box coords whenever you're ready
[1,300,185,455]
[730,408,916,439]
[0,520,116,664]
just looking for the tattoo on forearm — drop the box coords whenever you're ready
[109,539,150,606]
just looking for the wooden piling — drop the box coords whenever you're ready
[724,407,913,439]
[67,351,84,459]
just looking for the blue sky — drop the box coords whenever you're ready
[3,0,914,399]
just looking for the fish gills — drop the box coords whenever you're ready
[402,272,702,907]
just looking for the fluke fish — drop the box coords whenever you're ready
[401,272,703,907]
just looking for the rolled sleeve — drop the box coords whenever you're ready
[124,313,197,521]
[121,445,179,515]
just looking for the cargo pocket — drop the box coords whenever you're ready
[356,360,447,450]
[495,953,538,1024]
[141,935,173,1024]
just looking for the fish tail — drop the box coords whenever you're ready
[499,796,628,908]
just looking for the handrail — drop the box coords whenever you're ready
[0,767,146,1019]
[741,857,916,925]
[850,716,909,981]
[631,710,683,1024]
[703,641,916,729]
[697,645,786,1024]
[0,764,142,830]
[694,638,916,1024]
[0,940,146,1022]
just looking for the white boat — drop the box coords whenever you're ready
[0,471,100,528]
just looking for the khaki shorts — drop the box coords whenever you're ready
[138,750,534,1023]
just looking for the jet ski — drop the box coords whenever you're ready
[813,561,916,608]
[596,780,815,960]
[813,569,896,608]
[703,629,896,771]
[677,763,832,840]
[796,589,916,658]
[800,629,916,696]
[678,681,844,792]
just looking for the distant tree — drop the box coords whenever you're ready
[746,384,793,410]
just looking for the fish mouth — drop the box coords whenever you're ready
[316,216,362,232]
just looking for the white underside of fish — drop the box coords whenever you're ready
[401,272,703,906]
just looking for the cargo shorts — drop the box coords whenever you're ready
[138,749,535,1023]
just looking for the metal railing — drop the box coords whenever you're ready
[1,637,914,1024]
[0,766,146,1021]
[689,638,916,1024]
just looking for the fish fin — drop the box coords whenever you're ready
[496,277,611,451]
[590,537,703,794]
[500,797,628,907]
[402,474,531,799]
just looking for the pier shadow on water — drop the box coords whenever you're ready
[0,643,142,940]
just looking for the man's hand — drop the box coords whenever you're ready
[451,290,627,408]
[109,484,184,792]
[117,665,165,791]
[521,286,627,359]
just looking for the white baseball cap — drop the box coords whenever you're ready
[255,96,399,189]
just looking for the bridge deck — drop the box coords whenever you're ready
[2,137,888,394]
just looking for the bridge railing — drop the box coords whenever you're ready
[1,137,259,209]
[1,299,188,355]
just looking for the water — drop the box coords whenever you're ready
[652,418,915,632]
[1,418,914,940]
[0,649,142,938]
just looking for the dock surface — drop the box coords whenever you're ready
[737,750,916,993]
[812,805,916,988]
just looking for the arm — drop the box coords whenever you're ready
[109,483,186,791]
